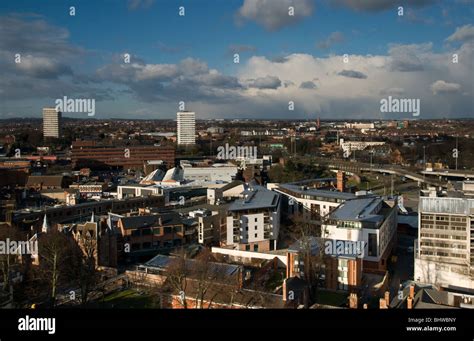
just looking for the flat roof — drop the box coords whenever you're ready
[330,197,384,223]
[279,183,356,200]
[228,185,280,211]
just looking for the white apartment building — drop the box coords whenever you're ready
[43,107,62,138]
[415,196,474,291]
[322,196,398,273]
[226,185,281,252]
[177,111,196,145]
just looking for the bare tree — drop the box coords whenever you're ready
[37,230,73,307]
[0,225,22,292]
[291,212,325,306]
[165,250,189,308]
[70,228,99,305]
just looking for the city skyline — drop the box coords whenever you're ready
[0,0,473,120]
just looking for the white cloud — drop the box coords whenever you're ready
[430,80,462,94]
[446,24,474,43]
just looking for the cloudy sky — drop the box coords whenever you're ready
[0,0,473,119]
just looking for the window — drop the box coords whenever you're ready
[153,227,162,235]
[245,245,250,251]
[254,244,259,252]
[368,233,377,256]
[131,230,141,237]
[255,218,258,222]
[255,233,258,238]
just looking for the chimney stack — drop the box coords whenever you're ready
[337,171,345,192]
[282,278,288,302]
[349,293,358,309]
[384,291,390,305]
[409,285,415,299]
[407,297,413,309]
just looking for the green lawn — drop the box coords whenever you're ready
[89,289,157,309]
[316,290,348,307]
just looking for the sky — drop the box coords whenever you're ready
[0,0,473,120]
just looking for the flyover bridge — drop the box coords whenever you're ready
[310,157,446,188]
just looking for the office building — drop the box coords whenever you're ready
[177,111,196,145]
[415,196,474,291]
[71,143,175,170]
[42,107,61,138]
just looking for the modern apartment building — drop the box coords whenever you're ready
[286,237,363,292]
[42,107,61,138]
[415,196,474,291]
[272,178,355,226]
[191,209,227,246]
[322,196,398,276]
[226,185,281,252]
[177,111,196,145]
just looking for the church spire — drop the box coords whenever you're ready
[41,214,50,233]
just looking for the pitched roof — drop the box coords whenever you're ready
[26,175,64,187]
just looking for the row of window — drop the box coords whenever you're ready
[130,226,182,237]
[420,233,467,240]
[421,250,466,258]
[422,215,467,223]
[421,241,466,249]
[421,224,466,231]
[130,239,182,251]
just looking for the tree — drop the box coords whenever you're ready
[0,225,22,292]
[165,251,189,308]
[291,212,325,306]
[71,227,99,305]
[37,230,73,307]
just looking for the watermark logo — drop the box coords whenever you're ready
[0,238,37,256]
[18,315,56,335]
[324,240,365,258]
[216,143,257,161]
[380,96,420,117]
[55,96,95,116]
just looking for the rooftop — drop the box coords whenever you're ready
[278,183,356,201]
[330,197,384,223]
[228,185,280,211]
[420,196,474,215]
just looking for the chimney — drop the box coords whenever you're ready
[384,291,390,305]
[282,278,288,302]
[407,297,413,309]
[349,293,358,309]
[379,298,388,309]
[337,171,345,192]
[409,285,415,299]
